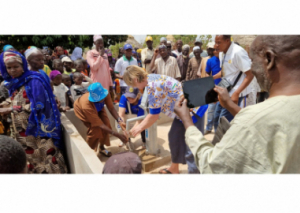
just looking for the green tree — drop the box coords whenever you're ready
[142,35,167,49]
[198,35,213,49]
[0,35,128,52]
[109,42,126,59]
[173,35,197,47]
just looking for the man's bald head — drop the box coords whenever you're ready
[251,35,300,69]
[250,35,300,92]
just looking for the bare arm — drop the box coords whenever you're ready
[214,86,241,116]
[115,73,123,79]
[105,95,119,120]
[130,113,159,137]
[99,123,127,143]
[231,70,254,104]
[213,71,222,80]
[84,75,93,84]
[118,107,126,124]
[234,70,254,95]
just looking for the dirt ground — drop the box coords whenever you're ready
[98,112,215,174]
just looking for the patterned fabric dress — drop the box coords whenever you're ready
[10,86,67,174]
[147,74,202,120]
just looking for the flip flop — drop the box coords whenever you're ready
[100,149,112,157]
[159,168,172,174]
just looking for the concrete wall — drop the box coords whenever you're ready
[65,105,173,140]
[60,113,104,174]
[61,104,173,174]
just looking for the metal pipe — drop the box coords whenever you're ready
[126,115,146,131]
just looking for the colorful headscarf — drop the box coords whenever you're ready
[50,70,62,81]
[3,52,22,64]
[3,45,14,52]
[71,47,83,61]
[0,50,63,149]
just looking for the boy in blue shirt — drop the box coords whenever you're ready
[204,48,222,134]
[118,86,145,147]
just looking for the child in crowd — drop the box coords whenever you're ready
[62,74,74,107]
[50,70,70,111]
[70,72,93,101]
[74,59,88,80]
[0,135,27,173]
[118,86,145,147]
[62,56,75,75]
[52,59,64,74]
[82,59,90,76]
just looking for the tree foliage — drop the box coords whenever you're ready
[109,42,126,59]
[142,35,167,49]
[0,35,128,52]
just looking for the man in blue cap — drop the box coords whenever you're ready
[115,43,138,96]
[74,82,128,157]
[118,86,145,147]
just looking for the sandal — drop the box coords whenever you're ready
[159,168,172,174]
[100,149,112,157]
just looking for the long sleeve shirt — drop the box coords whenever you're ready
[185,95,300,174]
[86,49,113,90]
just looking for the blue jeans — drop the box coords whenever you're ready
[205,103,217,131]
[213,97,244,131]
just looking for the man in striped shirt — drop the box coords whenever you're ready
[149,45,181,81]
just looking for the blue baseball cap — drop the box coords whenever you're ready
[123,43,133,50]
[88,82,108,102]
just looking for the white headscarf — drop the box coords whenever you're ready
[25,48,39,59]
[183,45,190,51]
[193,46,201,51]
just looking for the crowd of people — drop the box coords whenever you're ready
[0,34,299,174]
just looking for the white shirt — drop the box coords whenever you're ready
[219,42,252,97]
[172,50,182,57]
[115,55,138,87]
[53,83,69,107]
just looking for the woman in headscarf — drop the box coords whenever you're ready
[0,50,67,174]
[3,44,14,52]
[176,44,190,82]
[71,47,83,61]
[185,46,202,81]
[25,48,51,84]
